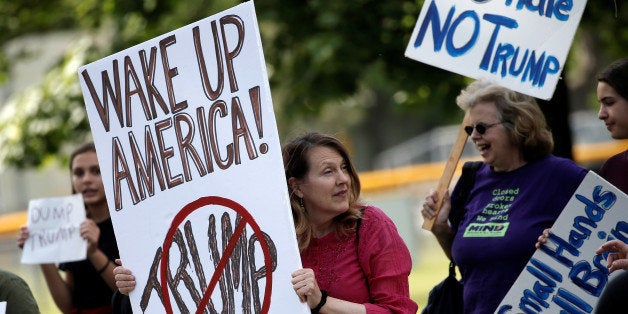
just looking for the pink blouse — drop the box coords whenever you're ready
[301,206,418,313]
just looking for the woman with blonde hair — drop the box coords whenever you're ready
[422,80,587,313]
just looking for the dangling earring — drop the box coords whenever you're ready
[299,197,305,209]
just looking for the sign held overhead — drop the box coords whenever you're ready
[405,0,587,100]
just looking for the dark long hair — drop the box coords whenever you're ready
[598,58,628,99]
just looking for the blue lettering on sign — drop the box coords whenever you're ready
[411,0,563,88]
[446,10,480,57]
[413,1,454,51]
[592,253,610,276]
[611,221,628,243]
[569,261,607,297]
[552,288,592,313]
[504,0,574,21]
[540,233,579,267]
[568,186,617,247]
[479,14,518,69]
[517,258,562,312]
[499,183,618,312]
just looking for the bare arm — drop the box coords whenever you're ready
[421,189,455,260]
[82,219,117,290]
[291,268,365,314]
[316,296,365,314]
[40,264,73,314]
[88,249,116,290]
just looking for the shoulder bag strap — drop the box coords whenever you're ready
[449,161,483,231]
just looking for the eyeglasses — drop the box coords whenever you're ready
[464,122,502,136]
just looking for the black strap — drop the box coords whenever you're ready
[448,261,457,278]
[449,161,483,232]
[448,161,482,273]
[310,290,328,313]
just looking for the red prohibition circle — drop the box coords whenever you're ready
[159,196,273,314]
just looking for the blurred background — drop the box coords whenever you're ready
[0,1,626,313]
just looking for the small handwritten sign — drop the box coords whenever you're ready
[21,194,87,264]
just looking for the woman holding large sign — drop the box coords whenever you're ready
[18,142,120,313]
[113,133,418,313]
[421,80,587,314]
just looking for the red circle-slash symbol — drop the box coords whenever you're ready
[159,196,273,314]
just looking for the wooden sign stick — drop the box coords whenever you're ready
[422,113,472,231]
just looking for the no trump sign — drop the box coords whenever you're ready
[77,1,307,313]
[405,0,587,100]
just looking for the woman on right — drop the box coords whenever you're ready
[421,79,588,313]
[595,57,628,192]
[590,57,628,314]
[535,57,628,314]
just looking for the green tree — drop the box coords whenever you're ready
[0,0,239,168]
[0,1,626,169]
[256,0,467,168]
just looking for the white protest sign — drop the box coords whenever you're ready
[78,1,307,313]
[405,0,587,100]
[496,171,627,313]
[21,194,87,264]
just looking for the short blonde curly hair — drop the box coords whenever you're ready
[456,80,554,161]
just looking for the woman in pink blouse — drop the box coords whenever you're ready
[113,133,417,314]
[285,132,417,314]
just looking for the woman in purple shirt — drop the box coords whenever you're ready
[421,80,587,314]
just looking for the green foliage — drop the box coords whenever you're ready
[0,39,93,168]
[0,0,627,169]
[580,0,628,60]
[0,0,240,169]
[256,0,465,120]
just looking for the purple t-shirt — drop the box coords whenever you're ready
[450,155,587,314]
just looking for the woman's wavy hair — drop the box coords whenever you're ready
[282,132,362,252]
[456,80,554,161]
[597,58,628,100]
